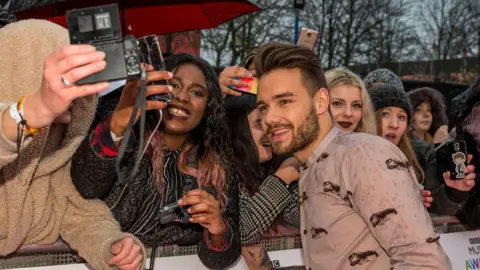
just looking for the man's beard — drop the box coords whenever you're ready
[270,105,320,155]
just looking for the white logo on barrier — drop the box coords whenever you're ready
[439,231,480,269]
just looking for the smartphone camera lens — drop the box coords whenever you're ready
[307,32,312,38]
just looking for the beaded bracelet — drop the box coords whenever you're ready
[10,95,44,136]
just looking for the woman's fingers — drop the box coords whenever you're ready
[145,100,168,111]
[222,66,252,79]
[45,45,96,67]
[55,51,106,75]
[188,203,212,214]
[62,61,106,87]
[69,82,110,99]
[220,86,242,97]
[423,196,433,203]
[178,195,203,206]
[190,213,210,223]
[226,78,248,87]
[146,71,173,84]
[146,85,173,97]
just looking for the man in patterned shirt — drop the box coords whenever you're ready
[254,43,451,269]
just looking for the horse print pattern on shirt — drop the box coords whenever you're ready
[324,181,341,195]
[348,251,379,266]
[385,159,410,170]
[299,191,308,205]
[426,236,440,243]
[343,191,353,208]
[370,208,398,228]
[316,152,330,163]
[311,227,328,239]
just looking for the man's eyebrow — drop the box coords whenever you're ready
[256,100,266,108]
[256,91,295,108]
[272,91,295,100]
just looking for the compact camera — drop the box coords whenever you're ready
[158,202,191,225]
[66,4,141,85]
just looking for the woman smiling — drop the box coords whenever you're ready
[71,54,240,269]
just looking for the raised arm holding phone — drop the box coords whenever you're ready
[0,19,145,270]
[1,44,109,144]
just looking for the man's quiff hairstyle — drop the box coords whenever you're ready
[254,43,328,97]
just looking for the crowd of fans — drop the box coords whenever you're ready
[1,18,479,270]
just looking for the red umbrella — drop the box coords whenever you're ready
[15,0,261,37]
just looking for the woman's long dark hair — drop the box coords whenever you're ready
[408,87,448,139]
[146,53,232,208]
[224,95,283,195]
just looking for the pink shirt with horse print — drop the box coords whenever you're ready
[298,128,451,269]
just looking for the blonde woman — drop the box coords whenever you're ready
[326,67,377,135]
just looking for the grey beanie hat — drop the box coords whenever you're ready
[368,84,412,123]
[363,68,404,91]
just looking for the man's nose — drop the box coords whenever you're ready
[264,108,282,126]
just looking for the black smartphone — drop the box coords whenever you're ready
[447,140,468,180]
[137,35,173,103]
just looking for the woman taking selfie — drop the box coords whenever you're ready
[71,53,240,269]
[325,67,377,135]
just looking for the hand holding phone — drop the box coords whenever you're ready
[447,140,468,179]
[297,28,319,50]
[228,77,258,95]
[439,139,477,195]
[218,66,254,96]
[138,35,173,103]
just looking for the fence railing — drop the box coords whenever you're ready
[0,216,468,269]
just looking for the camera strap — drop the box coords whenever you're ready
[115,68,148,185]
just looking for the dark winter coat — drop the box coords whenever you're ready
[408,87,448,139]
[443,77,480,228]
[410,135,465,215]
[71,96,241,270]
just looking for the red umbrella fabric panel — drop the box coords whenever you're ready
[15,0,261,36]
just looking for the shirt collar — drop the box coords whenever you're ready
[303,127,341,169]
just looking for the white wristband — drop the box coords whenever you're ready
[9,102,23,124]
[110,130,124,142]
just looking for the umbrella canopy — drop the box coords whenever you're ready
[14,0,261,36]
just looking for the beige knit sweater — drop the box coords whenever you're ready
[0,20,146,269]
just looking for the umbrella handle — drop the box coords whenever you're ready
[118,0,127,35]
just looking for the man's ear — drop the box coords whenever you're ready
[313,88,330,116]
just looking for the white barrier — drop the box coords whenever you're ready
[10,249,305,270]
[12,231,480,270]
[3,216,473,270]
[440,230,480,270]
